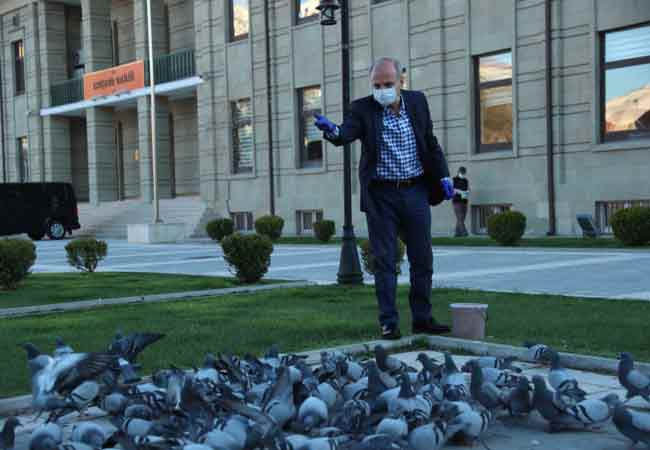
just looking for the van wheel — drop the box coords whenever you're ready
[28,232,45,241]
[47,220,66,240]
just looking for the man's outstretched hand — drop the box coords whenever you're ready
[314,113,338,135]
[441,177,455,200]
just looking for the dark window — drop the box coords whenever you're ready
[297,209,323,234]
[471,204,511,235]
[475,51,513,152]
[230,0,249,41]
[601,23,650,141]
[296,0,319,23]
[298,86,323,167]
[112,21,120,65]
[232,98,254,174]
[13,40,25,95]
[231,212,254,231]
[17,137,29,182]
[596,200,650,234]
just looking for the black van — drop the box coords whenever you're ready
[0,183,81,240]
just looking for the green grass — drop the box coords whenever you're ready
[277,235,649,249]
[0,272,266,309]
[3,285,650,398]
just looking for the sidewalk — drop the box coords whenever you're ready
[6,341,647,450]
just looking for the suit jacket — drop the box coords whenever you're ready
[324,89,450,212]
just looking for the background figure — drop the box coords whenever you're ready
[452,167,469,237]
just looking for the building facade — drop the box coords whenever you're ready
[0,0,649,237]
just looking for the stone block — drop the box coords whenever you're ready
[127,222,187,243]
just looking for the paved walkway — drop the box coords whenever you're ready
[29,239,650,300]
[6,348,646,450]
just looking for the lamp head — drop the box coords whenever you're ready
[317,0,341,26]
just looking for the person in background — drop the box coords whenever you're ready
[452,166,470,237]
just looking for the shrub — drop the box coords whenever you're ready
[611,206,650,246]
[313,220,336,243]
[0,239,37,290]
[359,238,406,276]
[254,215,285,241]
[206,218,235,242]
[487,210,527,245]
[221,233,274,283]
[65,238,108,273]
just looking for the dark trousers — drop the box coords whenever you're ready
[453,201,468,237]
[365,181,433,329]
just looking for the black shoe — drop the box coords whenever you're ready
[412,319,451,335]
[380,324,402,340]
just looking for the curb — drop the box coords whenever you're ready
[0,281,315,318]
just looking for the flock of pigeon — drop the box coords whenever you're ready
[1,335,650,450]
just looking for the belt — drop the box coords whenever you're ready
[373,176,424,189]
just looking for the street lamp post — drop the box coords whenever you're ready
[146,0,162,224]
[317,0,363,285]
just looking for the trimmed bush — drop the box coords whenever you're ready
[221,233,274,283]
[487,210,527,246]
[254,215,285,241]
[611,206,650,246]
[0,239,37,290]
[313,220,336,243]
[206,218,235,242]
[65,238,108,273]
[360,238,406,276]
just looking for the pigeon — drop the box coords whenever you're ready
[407,420,447,450]
[28,423,63,450]
[20,343,54,376]
[108,331,164,364]
[531,375,581,431]
[0,417,20,450]
[193,354,223,384]
[612,398,650,447]
[262,366,297,427]
[386,373,432,426]
[444,402,492,445]
[71,422,107,449]
[469,361,505,411]
[523,342,552,362]
[376,416,409,438]
[618,352,650,402]
[415,353,441,386]
[544,349,586,403]
[565,394,619,428]
[441,353,467,401]
[54,337,74,357]
[462,356,521,373]
[503,376,533,416]
[374,345,408,376]
[332,400,372,433]
[297,396,329,432]
[475,367,522,388]
[101,392,128,416]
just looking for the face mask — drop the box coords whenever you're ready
[458,173,465,179]
[373,87,397,107]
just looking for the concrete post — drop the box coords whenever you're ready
[87,107,117,205]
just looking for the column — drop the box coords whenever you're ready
[87,107,117,205]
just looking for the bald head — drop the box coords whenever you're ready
[370,57,402,108]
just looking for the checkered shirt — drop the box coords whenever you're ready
[375,97,423,181]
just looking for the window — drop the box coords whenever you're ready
[601,24,650,141]
[296,0,319,23]
[596,200,650,234]
[297,209,323,234]
[231,212,254,232]
[230,0,249,41]
[475,51,513,152]
[298,86,323,167]
[471,204,511,235]
[17,137,29,182]
[13,40,25,95]
[232,99,253,173]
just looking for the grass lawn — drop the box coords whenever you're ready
[2,285,649,398]
[0,272,262,309]
[277,235,648,249]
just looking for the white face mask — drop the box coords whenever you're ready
[373,87,398,107]
[457,173,465,179]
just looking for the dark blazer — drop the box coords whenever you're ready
[324,89,450,212]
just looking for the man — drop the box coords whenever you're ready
[452,166,470,237]
[314,57,455,340]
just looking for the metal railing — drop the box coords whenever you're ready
[50,78,83,107]
[48,49,196,108]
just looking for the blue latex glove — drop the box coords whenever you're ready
[313,113,338,135]
[441,177,455,200]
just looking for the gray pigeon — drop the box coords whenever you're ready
[441,353,467,401]
[20,343,54,377]
[108,331,164,364]
[376,416,409,438]
[374,345,408,376]
[503,376,533,416]
[565,394,619,428]
[415,353,441,386]
[462,356,521,373]
[297,396,329,432]
[28,423,63,450]
[544,349,586,403]
[531,375,581,431]
[444,402,492,445]
[54,337,74,358]
[407,420,447,450]
[71,422,107,449]
[0,417,20,450]
[613,398,650,447]
[618,352,650,402]
[262,366,297,427]
[469,362,505,411]
[523,342,551,362]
